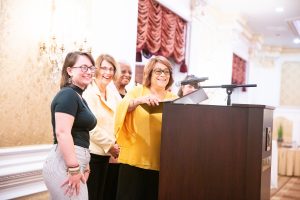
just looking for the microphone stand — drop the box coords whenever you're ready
[201,84,257,106]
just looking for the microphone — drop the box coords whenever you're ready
[180,77,208,85]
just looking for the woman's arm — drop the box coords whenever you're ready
[127,95,159,112]
[55,112,78,167]
[55,112,85,196]
[83,164,90,181]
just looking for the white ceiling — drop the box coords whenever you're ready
[210,0,300,49]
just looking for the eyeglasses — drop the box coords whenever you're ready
[99,66,115,73]
[153,69,170,76]
[73,65,96,73]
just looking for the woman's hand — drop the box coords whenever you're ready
[109,155,118,163]
[61,172,86,197]
[83,168,90,182]
[108,144,120,158]
[128,95,160,112]
[141,95,160,106]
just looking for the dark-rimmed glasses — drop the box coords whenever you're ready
[153,69,170,76]
[73,65,96,73]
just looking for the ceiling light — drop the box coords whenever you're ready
[275,7,284,13]
[293,38,300,44]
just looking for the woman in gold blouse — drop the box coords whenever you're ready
[115,56,177,200]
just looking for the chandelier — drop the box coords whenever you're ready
[39,0,92,83]
[39,36,92,83]
[39,35,65,83]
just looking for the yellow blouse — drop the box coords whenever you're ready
[115,85,177,171]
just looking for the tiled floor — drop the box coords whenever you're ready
[15,192,49,200]
[271,176,300,200]
[14,176,300,199]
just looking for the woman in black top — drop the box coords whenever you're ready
[43,51,97,199]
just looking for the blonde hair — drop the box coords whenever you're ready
[95,54,120,81]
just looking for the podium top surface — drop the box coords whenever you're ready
[232,104,275,110]
[173,88,208,104]
[140,103,163,114]
[164,102,275,110]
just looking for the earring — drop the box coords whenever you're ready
[68,76,72,84]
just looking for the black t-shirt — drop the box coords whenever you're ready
[51,85,97,148]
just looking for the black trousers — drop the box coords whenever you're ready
[103,163,120,200]
[116,164,159,200]
[87,153,110,200]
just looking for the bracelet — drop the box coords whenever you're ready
[67,164,79,169]
[67,165,80,175]
[68,169,80,175]
[68,166,80,172]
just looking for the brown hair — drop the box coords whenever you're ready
[95,54,119,81]
[142,56,174,90]
[177,74,201,97]
[60,51,95,89]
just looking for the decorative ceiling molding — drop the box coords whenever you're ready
[286,17,300,37]
[191,0,207,10]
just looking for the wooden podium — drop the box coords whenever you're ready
[159,103,274,200]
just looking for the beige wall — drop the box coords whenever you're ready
[0,0,58,147]
[280,62,300,106]
[0,0,139,147]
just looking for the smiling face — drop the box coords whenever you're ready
[117,63,132,87]
[67,55,94,89]
[143,56,174,90]
[150,62,170,89]
[96,59,115,87]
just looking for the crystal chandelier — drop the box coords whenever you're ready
[39,35,65,83]
[39,0,92,83]
[39,36,92,83]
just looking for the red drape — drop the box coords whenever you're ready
[232,54,246,91]
[136,0,187,71]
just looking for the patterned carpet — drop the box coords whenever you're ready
[271,176,300,200]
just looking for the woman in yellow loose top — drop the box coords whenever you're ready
[115,56,177,200]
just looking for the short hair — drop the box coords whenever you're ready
[177,74,201,97]
[60,51,95,89]
[95,54,120,81]
[118,60,131,68]
[142,56,174,90]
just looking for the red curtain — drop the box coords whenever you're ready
[232,54,246,91]
[136,0,187,71]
